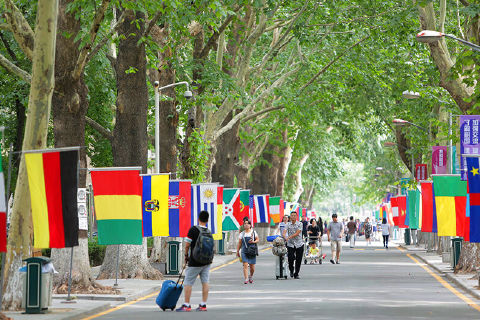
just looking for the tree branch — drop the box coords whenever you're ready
[0,53,31,83]
[4,0,34,61]
[143,10,163,40]
[298,34,370,93]
[0,23,12,32]
[72,0,111,81]
[241,106,285,124]
[85,116,113,142]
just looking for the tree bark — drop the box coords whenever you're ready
[292,154,309,202]
[2,0,58,310]
[456,242,480,273]
[275,127,289,197]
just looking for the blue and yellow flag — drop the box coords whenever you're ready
[142,174,169,237]
[467,157,480,242]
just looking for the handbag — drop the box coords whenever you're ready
[243,231,258,257]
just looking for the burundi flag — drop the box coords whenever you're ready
[420,181,437,233]
[269,196,282,223]
[432,175,467,237]
[253,195,270,223]
[192,183,219,235]
[239,190,250,223]
[467,157,480,242]
[142,174,169,237]
[0,133,6,252]
[91,169,142,245]
[397,195,407,228]
[25,149,79,249]
[222,188,241,231]
[168,180,191,237]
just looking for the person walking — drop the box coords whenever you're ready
[177,210,213,312]
[283,211,303,279]
[381,217,390,249]
[317,217,324,240]
[364,217,372,246]
[301,215,308,241]
[307,218,320,247]
[327,213,343,264]
[236,219,259,284]
[346,216,356,248]
[278,215,289,239]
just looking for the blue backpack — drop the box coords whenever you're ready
[192,226,214,264]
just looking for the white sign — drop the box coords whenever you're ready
[77,188,87,203]
[78,216,88,230]
[78,203,87,217]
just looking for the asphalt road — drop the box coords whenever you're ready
[83,240,480,320]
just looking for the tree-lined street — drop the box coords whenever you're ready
[84,240,480,320]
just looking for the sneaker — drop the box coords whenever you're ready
[176,304,192,312]
[196,304,207,311]
[322,254,326,259]
[249,277,253,283]
[294,275,300,279]
[336,261,340,264]
[244,280,248,284]
[330,259,335,264]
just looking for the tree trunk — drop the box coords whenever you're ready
[50,0,96,291]
[276,128,288,197]
[99,7,160,280]
[2,0,58,310]
[292,154,309,202]
[455,242,480,273]
[212,112,240,187]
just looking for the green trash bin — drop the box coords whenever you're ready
[218,232,226,255]
[22,257,53,314]
[404,228,411,245]
[167,240,181,275]
[451,238,463,268]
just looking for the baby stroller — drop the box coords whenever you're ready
[304,235,324,265]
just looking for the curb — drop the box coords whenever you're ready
[63,303,112,320]
[412,253,480,300]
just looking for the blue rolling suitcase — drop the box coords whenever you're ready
[156,267,185,311]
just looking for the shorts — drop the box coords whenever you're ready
[331,240,342,252]
[184,264,211,286]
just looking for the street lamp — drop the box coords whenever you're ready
[392,119,428,132]
[416,30,480,52]
[153,81,192,173]
[402,90,420,99]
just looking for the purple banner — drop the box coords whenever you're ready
[460,115,480,180]
[432,146,447,174]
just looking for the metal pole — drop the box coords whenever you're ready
[449,113,453,174]
[0,143,13,311]
[114,244,120,287]
[154,82,160,174]
[66,247,74,301]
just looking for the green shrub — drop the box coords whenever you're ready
[89,237,106,267]
[42,248,51,257]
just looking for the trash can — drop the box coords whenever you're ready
[217,232,226,255]
[404,228,411,245]
[167,240,181,275]
[451,238,463,268]
[21,257,54,314]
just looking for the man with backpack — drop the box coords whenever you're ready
[177,210,214,312]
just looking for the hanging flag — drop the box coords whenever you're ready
[301,208,307,219]
[269,196,282,224]
[432,146,448,174]
[142,174,169,237]
[291,203,300,214]
[0,133,6,252]
[397,195,407,228]
[400,178,411,195]
[391,197,399,226]
[432,175,467,237]
[25,150,79,249]
[222,188,241,231]
[214,185,223,240]
[168,180,191,237]
[467,157,480,242]
[253,195,270,223]
[420,181,437,233]
[91,169,142,245]
[192,183,219,235]
[460,116,480,180]
[415,164,428,181]
[239,190,250,222]
[279,199,285,221]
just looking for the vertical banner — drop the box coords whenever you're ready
[452,146,459,174]
[415,164,428,181]
[400,178,411,195]
[460,115,480,180]
[432,146,448,175]
[142,174,169,237]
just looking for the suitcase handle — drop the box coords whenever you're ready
[176,265,187,286]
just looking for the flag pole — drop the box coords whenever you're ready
[0,143,12,311]
[114,245,120,287]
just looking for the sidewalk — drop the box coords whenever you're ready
[395,242,480,301]
[3,249,248,320]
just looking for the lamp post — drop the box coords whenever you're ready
[416,30,480,52]
[393,119,428,132]
[153,81,192,173]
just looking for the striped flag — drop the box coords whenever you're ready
[91,169,142,245]
[25,150,79,248]
[0,135,6,252]
[222,188,241,231]
[467,157,480,242]
[168,180,191,237]
[214,185,223,240]
[142,174,169,237]
[249,195,255,224]
[239,190,250,223]
[192,183,219,234]
[268,196,282,223]
[253,195,270,223]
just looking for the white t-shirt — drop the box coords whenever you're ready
[381,223,390,235]
[239,230,258,240]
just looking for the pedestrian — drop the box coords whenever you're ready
[372,220,378,241]
[307,218,320,247]
[301,215,308,240]
[283,211,303,279]
[317,217,324,240]
[236,219,259,284]
[347,216,356,248]
[177,210,213,312]
[327,213,343,264]
[238,216,250,233]
[364,217,372,246]
[324,220,327,231]
[381,217,390,249]
[278,215,289,239]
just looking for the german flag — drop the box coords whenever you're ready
[25,150,79,249]
[91,170,142,245]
